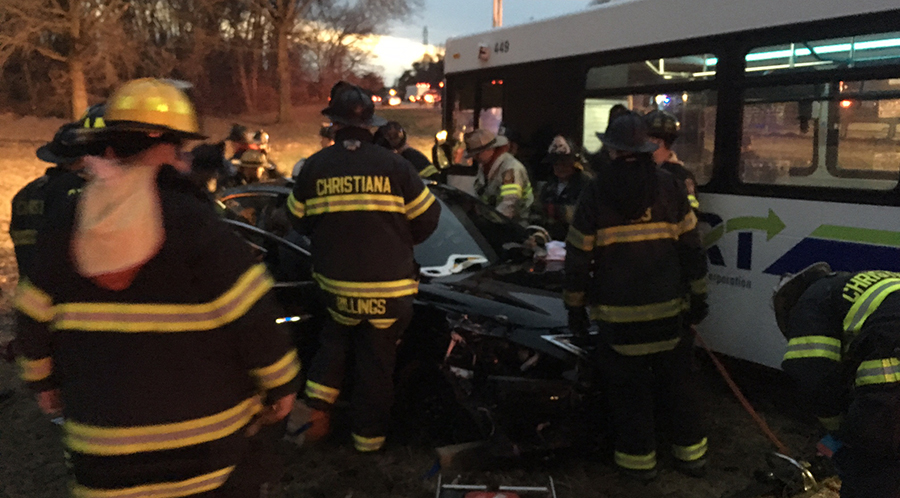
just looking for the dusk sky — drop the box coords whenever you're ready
[373,0,592,83]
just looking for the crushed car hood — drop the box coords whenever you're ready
[418,266,567,331]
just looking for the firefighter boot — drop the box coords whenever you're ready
[305,409,331,442]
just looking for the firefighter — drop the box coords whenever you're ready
[590,103,630,173]
[564,112,709,481]
[14,78,299,498]
[8,106,105,278]
[374,121,440,180]
[287,81,440,452]
[773,263,900,498]
[221,148,269,188]
[533,135,591,241]
[467,128,534,222]
[644,110,700,211]
[227,123,253,160]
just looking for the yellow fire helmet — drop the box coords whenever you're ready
[104,78,207,140]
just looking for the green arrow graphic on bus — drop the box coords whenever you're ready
[702,209,785,247]
[809,225,900,248]
[725,209,785,241]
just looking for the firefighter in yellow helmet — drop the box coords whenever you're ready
[14,78,299,498]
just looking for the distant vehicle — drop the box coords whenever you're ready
[388,96,402,106]
[371,95,382,104]
[443,0,900,369]
[421,89,441,106]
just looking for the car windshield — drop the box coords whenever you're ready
[414,184,527,268]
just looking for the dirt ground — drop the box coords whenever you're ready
[0,108,828,498]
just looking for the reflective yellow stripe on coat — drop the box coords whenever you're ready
[595,212,697,247]
[71,466,235,498]
[14,280,55,323]
[250,350,300,391]
[305,193,405,216]
[405,188,436,220]
[566,227,595,252]
[783,336,842,362]
[589,298,685,323]
[499,183,523,198]
[419,165,439,178]
[53,265,272,332]
[313,273,418,298]
[17,356,53,382]
[64,398,262,456]
[286,192,305,219]
[305,380,340,404]
[856,358,900,386]
[843,278,900,334]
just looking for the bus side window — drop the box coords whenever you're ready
[741,80,900,190]
[582,90,716,185]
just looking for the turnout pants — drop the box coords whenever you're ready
[834,448,900,498]
[596,333,707,471]
[304,302,413,452]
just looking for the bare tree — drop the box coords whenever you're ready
[0,0,131,118]
[299,0,421,101]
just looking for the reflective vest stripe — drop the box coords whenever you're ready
[594,212,697,247]
[305,380,340,404]
[250,350,301,391]
[499,184,523,198]
[64,398,262,456]
[565,227,595,252]
[610,338,681,356]
[843,279,900,334]
[17,356,53,382]
[673,437,708,462]
[679,211,698,234]
[783,336,842,362]
[856,358,900,386]
[14,280,55,323]
[305,193,405,216]
[53,265,273,332]
[419,165,439,178]
[70,466,234,498]
[353,433,386,452]
[589,298,686,323]
[313,273,418,298]
[405,188,437,220]
[614,450,657,470]
[286,192,305,218]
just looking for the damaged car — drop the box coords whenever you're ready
[219,180,593,452]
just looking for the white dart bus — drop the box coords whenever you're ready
[443,0,900,368]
